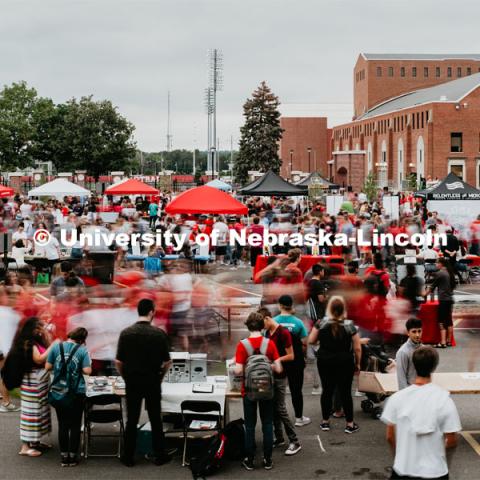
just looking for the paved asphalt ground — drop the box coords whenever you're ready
[1,265,479,479]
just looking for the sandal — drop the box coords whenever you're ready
[19,448,42,457]
[446,342,452,347]
[434,343,447,348]
[30,442,52,451]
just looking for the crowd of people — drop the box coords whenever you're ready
[0,185,477,479]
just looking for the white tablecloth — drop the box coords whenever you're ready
[87,376,228,415]
[162,376,228,415]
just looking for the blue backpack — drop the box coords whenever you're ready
[48,343,82,408]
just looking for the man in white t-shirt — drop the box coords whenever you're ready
[19,200,32,219]
[381,346,461,479]
[212,216,229,265]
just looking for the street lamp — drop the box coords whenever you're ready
[289,149,294,179]
[307,147,312,172]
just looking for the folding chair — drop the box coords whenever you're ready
[83,394,124,458]
[180,400,222,467]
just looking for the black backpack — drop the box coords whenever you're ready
[223,419,245,460]
[365,271,388,297]
[1,349,26,390]
[189,432,226,479]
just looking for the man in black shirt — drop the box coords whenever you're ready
[116,299,174,467]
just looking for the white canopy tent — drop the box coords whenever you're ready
[28,178,91,199]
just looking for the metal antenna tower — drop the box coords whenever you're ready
[166,91,173,152]
[204,49,223,177]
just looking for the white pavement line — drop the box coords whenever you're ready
[208,280,262,297]
[455,290,475,295]
[316,434,326,453]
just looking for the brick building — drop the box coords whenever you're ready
[331,54,480,192]
[278,117,331,178]
[354,54,480,119]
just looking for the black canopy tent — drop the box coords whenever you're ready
[238,170,308,196]
[295,171,340,190]
[415,172,480,200]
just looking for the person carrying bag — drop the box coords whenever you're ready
[46,328,92,467]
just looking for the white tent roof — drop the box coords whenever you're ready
[28,178,91,198]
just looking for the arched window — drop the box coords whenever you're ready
[367,142,373,174]
[379,140,388,188]
[397,138,404,190]
[416,136,425,180]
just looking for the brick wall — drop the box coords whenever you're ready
[279,117,330,178]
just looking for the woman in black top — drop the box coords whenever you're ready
[308,296,362,434]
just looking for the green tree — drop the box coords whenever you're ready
[62,96,137,180]
[0,81,38,170]
[363,172,378,202]
[234,81,283,184]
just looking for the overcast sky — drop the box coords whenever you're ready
[2,0,480,151]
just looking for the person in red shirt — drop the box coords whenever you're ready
[235,312,282,471]
[247,216,265,268]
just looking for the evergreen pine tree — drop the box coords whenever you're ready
[234,81,283,184]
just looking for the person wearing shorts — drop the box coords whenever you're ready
[426,258,455,348]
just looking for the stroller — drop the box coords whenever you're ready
[359,344,395,419]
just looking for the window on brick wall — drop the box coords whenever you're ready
[401,67,405,77]
[377,67,382,77]
[424,67,429,77]
[447,67,452,77]
[388,66,393,77]
[451,132,463,152]
[457,67,462,77]
[467,67,472,75]
[436,67,441,77]
[412,67,417,77]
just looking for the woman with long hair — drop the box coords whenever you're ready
[10,317,58,456]
[426,257,456,348]
[308,296,362,434]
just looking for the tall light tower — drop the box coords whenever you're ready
[204,49,223,177]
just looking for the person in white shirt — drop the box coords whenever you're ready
[212,216,229,265]
[11,239,29,267]
[381,346,461,479]
[12,223,28,245]
[19,200,32,219]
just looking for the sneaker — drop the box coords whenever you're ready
[345,423,360,434]
[285,442,302,456]
[273,438,286,448]
[295,416,311,427]
[61,455,70,467]
[263,457,273,470]
[311,387,321,395]
[320,422,330,431]
[242,457,254,471]
[0,402,20,412]
[68,455,79,467]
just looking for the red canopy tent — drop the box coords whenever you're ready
[165,186,248,215]
[104,178,159,196]
[0,185,14,197]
